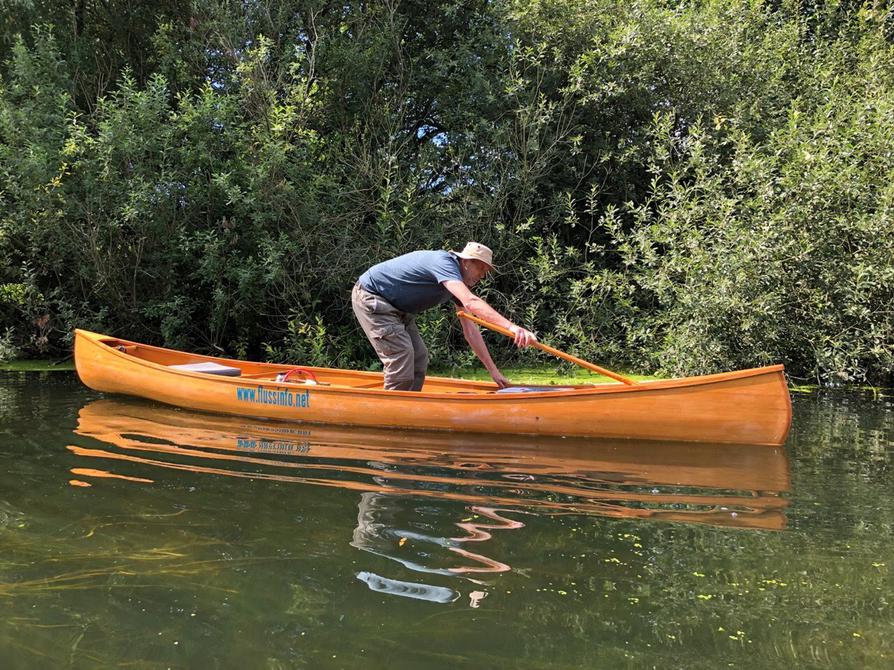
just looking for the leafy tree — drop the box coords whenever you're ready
[0,0,891,384]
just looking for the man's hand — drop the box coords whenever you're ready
[491,370,512,388]
[509,325,538,348]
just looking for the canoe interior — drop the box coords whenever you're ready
[92,335,617,394]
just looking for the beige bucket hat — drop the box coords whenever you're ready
[451,241,495,269]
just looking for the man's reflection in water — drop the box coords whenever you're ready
[351,492,524,606]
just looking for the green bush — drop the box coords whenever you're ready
[0,1,890,385]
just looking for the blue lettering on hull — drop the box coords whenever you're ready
[235,386,310,409]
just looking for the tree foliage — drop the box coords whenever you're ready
[0,0,891,383]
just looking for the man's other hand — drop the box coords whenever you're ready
[491,371,512,388]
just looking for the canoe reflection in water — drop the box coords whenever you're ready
[70,399,790,600]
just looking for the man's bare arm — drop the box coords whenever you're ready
[458,317,511,388]
[442,280,537,347]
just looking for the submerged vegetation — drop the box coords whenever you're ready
[0,1,891,385]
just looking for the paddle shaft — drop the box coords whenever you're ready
[457,311,637,386]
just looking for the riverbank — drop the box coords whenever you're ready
[0,359,75,372]
[428,366,659,386]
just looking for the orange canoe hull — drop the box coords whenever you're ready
[73,329,792,445]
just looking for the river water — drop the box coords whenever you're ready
[0,372,891,669]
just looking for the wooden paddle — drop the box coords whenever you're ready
[456,310,637,386]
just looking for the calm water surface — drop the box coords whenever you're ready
[0,372,892,669]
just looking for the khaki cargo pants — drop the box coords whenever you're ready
[352,283,429,391]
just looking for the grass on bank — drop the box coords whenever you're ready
[2,357,652,384]
[0,358,75,372]
[431,366,661,385]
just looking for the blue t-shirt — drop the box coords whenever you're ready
[358,250,463,313]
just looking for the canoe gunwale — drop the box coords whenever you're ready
[74,329,786,402]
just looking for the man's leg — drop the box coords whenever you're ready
[374,325,416,390]
[352,284,417,391]
[406,319,429,392]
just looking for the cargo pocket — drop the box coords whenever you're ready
[371,323,409,358]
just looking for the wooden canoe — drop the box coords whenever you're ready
[73,329,792,445]
[71,398,791,530]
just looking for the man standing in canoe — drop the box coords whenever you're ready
[352,242,538,391]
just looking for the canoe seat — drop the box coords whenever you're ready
[169,362,242,377]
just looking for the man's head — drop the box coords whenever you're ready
[452,242,494,287]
